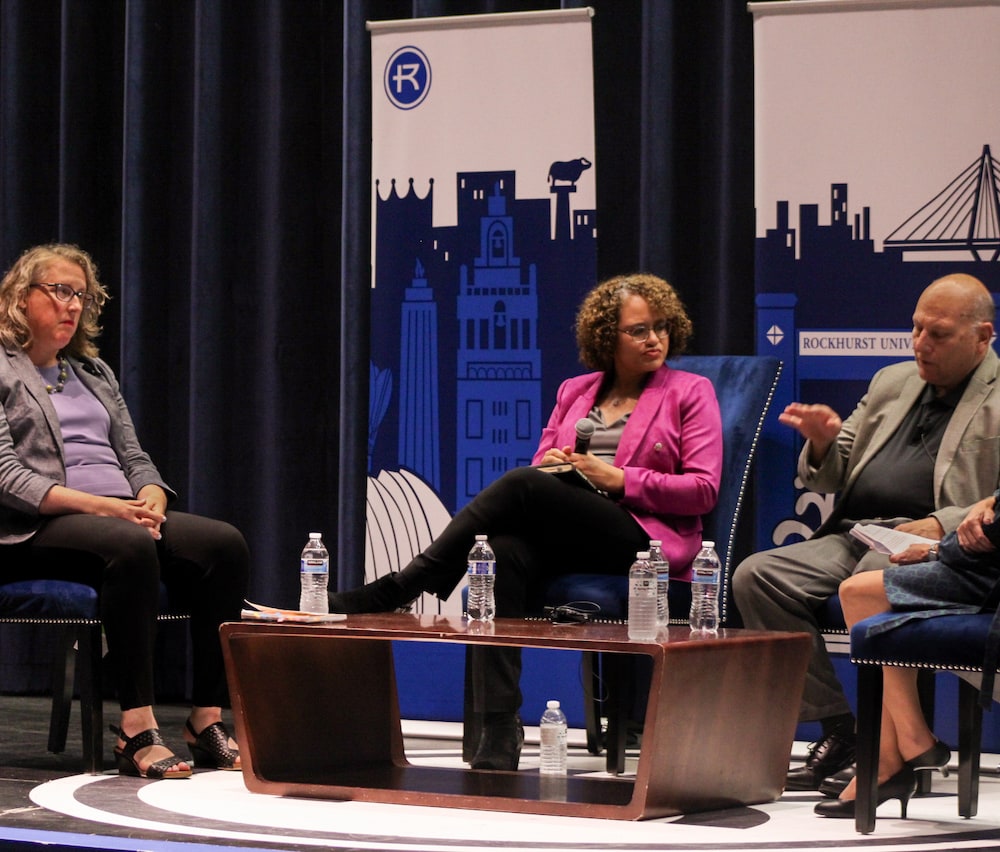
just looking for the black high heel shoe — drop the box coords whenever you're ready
[906,740,951,777]
[821,740,952,798]
[186,720,240,770]
[818,764,855,798]
[814,765,916,819]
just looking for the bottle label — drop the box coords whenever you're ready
[467,560,495,575]
[301,558,329,574]
[630,577,656,599]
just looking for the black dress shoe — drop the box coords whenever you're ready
[814,765,916,819]
[819,764,855,798]
[785,730,856,791]
[328,573,417,614]
[470,713,524,771]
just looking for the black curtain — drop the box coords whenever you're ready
[0,0,755,607]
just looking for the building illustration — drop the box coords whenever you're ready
[755,143,1000,553]
[365,164,596,609]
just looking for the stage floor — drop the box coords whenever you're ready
[2,696,1000,852]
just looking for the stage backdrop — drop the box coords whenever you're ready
[750,0,1000,745]
[366,9,597,616]
[366,9,598,725]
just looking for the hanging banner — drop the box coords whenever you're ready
[750,0,1000,552]
[366,9,598,614]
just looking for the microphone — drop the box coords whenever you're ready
[574,418,595,455]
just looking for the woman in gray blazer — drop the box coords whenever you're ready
[0,244,249,779]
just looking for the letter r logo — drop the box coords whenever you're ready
[392,63,422,94]
[384,46,431,110]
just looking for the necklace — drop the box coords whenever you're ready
[608,391,636,407]
[41,356,69,394]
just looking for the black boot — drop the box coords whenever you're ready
[328,573,417,613]
[470,713,523,771]
[786,725,856,791]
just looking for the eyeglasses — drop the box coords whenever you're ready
[30,283,96,311]
[618,320,669,342]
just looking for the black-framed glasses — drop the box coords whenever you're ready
[618,320,669,342]
[31,282,96,311]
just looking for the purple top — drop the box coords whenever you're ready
[38,363,133,498]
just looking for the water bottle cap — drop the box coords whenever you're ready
[546,699,561,709]
[701,541,715,549]
[635,551,650,559]
[475,534,488,541]
[309,532,322,538]
[649,540,662,546]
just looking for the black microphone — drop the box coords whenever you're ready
[574,418,595,454]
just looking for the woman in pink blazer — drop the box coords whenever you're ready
[331,273,723,770]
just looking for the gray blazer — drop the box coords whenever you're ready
[0,346,175,544]
[802,347,1000,537]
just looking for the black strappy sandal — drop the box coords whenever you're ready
[110,725,192,779]
[185,720,240,770]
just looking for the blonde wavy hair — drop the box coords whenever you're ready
[0,244,108,358]
[575,273,693,372]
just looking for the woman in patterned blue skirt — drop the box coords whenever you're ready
[817,490,1000,818]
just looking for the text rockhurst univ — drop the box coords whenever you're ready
[799,331,914,355]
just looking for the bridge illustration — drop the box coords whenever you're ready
[885,144,1000,261]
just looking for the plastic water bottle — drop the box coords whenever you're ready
[627,551,658,641]
[466,534,496,622]
[689,540,721,632]
[539,699,568,775]
[299,532,330,613]
[649,539,670,626]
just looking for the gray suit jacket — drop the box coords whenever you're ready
[0,346,174,544]
[801,347,1000,537]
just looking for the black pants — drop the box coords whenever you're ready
[400,466,648,713]
[2,511,249,710]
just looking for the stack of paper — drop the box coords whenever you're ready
[241,600,347,623]
[849,523,937,556]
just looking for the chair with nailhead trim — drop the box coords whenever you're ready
[0,578,188,773]
[850,607,1000,833]
[531,355,784,771]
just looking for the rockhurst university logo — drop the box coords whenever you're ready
[384,46,431,110]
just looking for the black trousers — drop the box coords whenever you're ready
[400,466,648,714]
[2,511,249,710]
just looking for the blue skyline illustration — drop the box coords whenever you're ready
[755,143,1000,552]
[370,165,596,513]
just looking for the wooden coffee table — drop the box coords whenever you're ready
[220,614,809,820]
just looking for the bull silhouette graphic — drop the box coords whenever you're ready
[547,157,592,186]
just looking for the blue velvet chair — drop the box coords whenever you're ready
[543,354,783,766]
[850,610,1000,833]
[819,596,937,797]
[0,579,188,773]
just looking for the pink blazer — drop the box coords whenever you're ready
[531,365,722,579]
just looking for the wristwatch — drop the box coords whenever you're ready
[928,545,938,560]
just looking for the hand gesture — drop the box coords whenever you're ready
[956,494,998,553]
[778,403,842,463]
[777,402,842,444]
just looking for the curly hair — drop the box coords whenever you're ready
[575,273,692,372]
[0,244,109,358]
